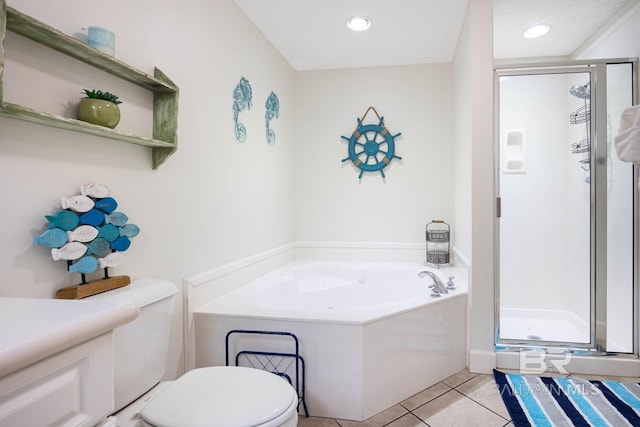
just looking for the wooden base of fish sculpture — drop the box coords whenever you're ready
[56,275,131,299]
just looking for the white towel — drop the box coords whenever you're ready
[614,104,640,164]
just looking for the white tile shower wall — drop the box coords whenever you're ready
[499,73,579,314]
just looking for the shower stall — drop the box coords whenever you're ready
[495,58,638,355]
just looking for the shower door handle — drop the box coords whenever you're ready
[496,197,501,218]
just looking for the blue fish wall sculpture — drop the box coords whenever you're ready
[34,228,68,248]
[105,212,128,227]
[94,197,118,213]
[86,238,111,257]
[35,184,141,280]
[79,209,105,227]
[46,210,79,231]
[110,236,131,252]
[68,256,99,274]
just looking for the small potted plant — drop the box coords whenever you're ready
[76,89,122,129]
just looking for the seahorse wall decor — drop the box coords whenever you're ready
[265,91,280,144]
[232,77,282,144]
[232,76,253,143]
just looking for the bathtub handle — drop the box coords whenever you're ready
[447,276,456,290]
[428,283,443,297]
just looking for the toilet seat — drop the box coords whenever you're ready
[140,366,298,427]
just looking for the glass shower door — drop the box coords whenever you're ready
[495,61,636,353]
[604,62,635,353]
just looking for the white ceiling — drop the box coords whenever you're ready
[234,0,638,71]
[493,0,632,59]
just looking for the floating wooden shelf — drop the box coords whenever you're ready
[0,1,179,169]
[1,103,176,148]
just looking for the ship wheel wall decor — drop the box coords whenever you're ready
[341,106,402,179]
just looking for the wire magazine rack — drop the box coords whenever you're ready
[225,329,309,417]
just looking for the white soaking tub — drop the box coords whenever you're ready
[194,260,467,421]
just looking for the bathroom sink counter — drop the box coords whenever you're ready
[0,296,139,377]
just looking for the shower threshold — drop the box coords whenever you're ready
[499,308,590,344]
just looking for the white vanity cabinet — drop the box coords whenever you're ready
[0,297,139,427]
[0,334,113,427]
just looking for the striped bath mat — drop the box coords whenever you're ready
[493,369,640,426]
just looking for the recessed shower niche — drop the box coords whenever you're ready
[502,129,526,174]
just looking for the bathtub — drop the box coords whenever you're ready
[194,260,468,421]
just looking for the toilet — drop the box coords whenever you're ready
[89,278,299,427]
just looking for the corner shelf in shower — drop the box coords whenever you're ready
[0,0,179,169]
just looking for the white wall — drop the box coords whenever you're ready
[458,0,495,373]
[1,0,495,381]
[293,64,454,246]
[452,4,472,264]
[0,0,295,378]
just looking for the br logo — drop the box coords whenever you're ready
[519,350,572,374]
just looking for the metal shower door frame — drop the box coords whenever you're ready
[493,58,638,356]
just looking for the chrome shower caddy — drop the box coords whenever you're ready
[425,220,451,267]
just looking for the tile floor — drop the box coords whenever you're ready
[296,368,640,427]
[298,369,512,427]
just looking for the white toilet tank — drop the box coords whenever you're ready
[85,278,177,411]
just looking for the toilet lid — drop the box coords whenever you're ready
[140,366,297,427]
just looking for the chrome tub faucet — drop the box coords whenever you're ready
[418,270,448,297]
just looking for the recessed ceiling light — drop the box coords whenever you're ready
[523,24,550,39]
[347,16,371,32]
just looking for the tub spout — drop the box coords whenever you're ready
[418,270,448,296]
